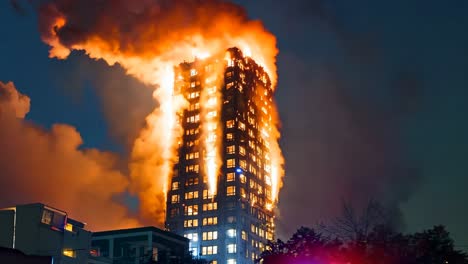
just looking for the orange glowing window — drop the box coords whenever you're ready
[226,120,235,128]
[226,133,234,141]
[226,145,235,154]
[226,159,235,168]
[239,160,247,170]
[202,231,218,240]
[185,191,199,200]
[203,202,217,211]
[184,205,198,216]
[239,146,246,156]
[226,186,236,196]
[238,122,246,131]
[171,195,180,204]
[203,189,214,199]
[184,219,198,227]
[226,172,235,182]
[202,217,218,226]
[239,174,246,184]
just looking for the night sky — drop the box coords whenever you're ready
[1,0,467,246]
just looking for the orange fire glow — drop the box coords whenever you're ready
[38,0,283,227]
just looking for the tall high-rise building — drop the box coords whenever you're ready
[166,47,280,264]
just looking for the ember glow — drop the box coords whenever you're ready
[38,0,283,226]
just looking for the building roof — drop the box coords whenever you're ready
[92,226,188,242]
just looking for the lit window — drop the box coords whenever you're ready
[64,223,73,232]
[240,187,247,198]
[171,195,180,204]
[186,165,199,173]
[203,202,217,211]
[227,244,237,254]
[185,205,198,216]
[184,219,198,227]
[238,122,246,131]
[190,69,197,76]
[203,217,218,226]
[226,120,235,128]
[227,186,236,196]
[226,133,234,141]
[63,249,76,258]
[186,177,199,186]
[185,191,199,200]
[202,246,218,255]
[226,82,234,89]
[239,160,247,170]
[203,189,214,199]
[226,159,235,168]
[190,247,198,256]
[41,209,53,225]
[226,172,235,182]
[227,229,236,238]
[226,145,235,154]
[172,181,180,190]
[239,146,246,156]
[242,230,247,240]
[207,111,217,118]
[202,231,218,240]
[239,174,246,183]
[227,259,236,264]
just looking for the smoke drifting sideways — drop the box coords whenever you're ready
[0,81,140,230]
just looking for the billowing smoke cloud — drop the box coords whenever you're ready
[0,81,139,231]
[33,0,280,227]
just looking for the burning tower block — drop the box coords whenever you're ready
[166,47,281,264]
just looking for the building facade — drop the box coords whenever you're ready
[91,226,189,264]
[166,48,277,264]
[0,203,92,264]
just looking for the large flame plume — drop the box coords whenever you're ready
[38,0,282,227]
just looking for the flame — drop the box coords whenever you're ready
[37,0,283,226]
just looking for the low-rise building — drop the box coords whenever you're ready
[91,226,190,264]
[0,203,92,264]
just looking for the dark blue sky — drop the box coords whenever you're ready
[1,0,467,245]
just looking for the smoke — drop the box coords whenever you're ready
[0,81,139,231]
[33,0,280,226]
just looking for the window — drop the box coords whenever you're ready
[185,205,198,216]
[202,246,218,255]
[239,174,246,183]
[242,230,247,240]
[203,202,217,211]
[190,69,197,76]
[227,229,236,238]
[184,233,198,242]
[226,145,235,154]
[188,92,200,99]
[239,160,247,170]
[185,191,199,200]
[202,231,218,240]
[63,249,76,258]
[64,223,73,232]
[171,195,180,204]
[203,217,218,226]
[186,152,199,160]
[170,208,179,217]
[203,189,214,199]
[41,209,53,225]
[226,120,235,128]
[240,187,247,198]
[172,181,180,190]
[190,247,198,257]
[186,114,200,123]
[186,177,199,186]
[226,172,235,182]
[227,259,236,264]
[227,186,236,196]
[227,244,237,254]
[226,133,234,141]
[186,165,199,173]
[188,103,200,111]
[207,111,217,118]
[184,219,198,227]
[239,146,246,156]
[226,159,235,168]
[238,121,246,131]
[226,82,234,89]
[227,216,236,223]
